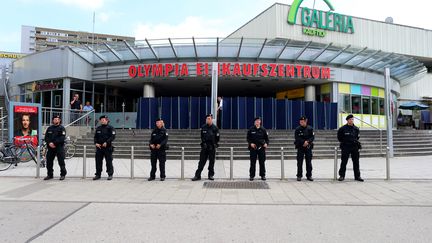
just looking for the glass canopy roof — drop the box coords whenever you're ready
[69,37,427,83]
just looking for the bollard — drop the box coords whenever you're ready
[180,147,185,180]
[131,146,135,179]
[82,146,87,179]
[230,147,234,180]
[280,147,285,180]
[333,146,338,180]
[386,146,390,180]
[36,145,41,178]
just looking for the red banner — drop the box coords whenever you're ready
[14,106,38,114]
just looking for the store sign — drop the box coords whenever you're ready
[128,63,331,80]
[0,52,24,59]
[287,0,354,37]
[31,81,60,92]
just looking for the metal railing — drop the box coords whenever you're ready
[32,145,392,181]
[0,107,7,141]
[352,116,384,155]
[42,107,96,129]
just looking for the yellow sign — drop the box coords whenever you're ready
[276,88,305,99]
[0,53,24,59]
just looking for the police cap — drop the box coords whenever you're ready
[346,114,354,120]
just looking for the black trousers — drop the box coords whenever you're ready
[339,147,361,178]
[46,145,67,177]
[296,148,313,178]
[95,147,114,176]
[150,149,166,178]
[249,148,266,178]
[195,147,216,178]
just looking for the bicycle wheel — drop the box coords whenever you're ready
[26,145,38,164]
[65,144,76,159]
[0,153,12,171]
[19,149,33,163]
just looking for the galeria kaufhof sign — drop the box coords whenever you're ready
[128,63,331,80]
[287,0,354,37]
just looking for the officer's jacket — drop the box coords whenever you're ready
[149,127,168,150]
[294,125,315,149]
[201,124,220,145]
[247,126,269,148]
[337,124,360,147]
[44,125,66,146]
[94,124,116,147]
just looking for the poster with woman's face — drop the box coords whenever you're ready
[13,105,39,147]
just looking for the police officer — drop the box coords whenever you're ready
[44,115,67,181]
[294,116,315,181]
[247,117,269,181]
[192,114,220,181]
[148,118,168,181]
[337,114,364,182]
[93,115,116,180]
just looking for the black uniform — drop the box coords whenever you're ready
[194,123,220,178]
[337,124,361,178]
[94,124,116,177]
[247,126,269,178]
[44,124,67,177]
[294,125,315,178]
[149,127,168,179]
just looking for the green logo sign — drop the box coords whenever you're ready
[287,0,354,37]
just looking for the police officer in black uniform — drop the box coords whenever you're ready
[44,115,67,180]
[337,114,364,182]
[93,115,116,180]
[148,118,168,181]
[192,114,220,181]
[247,117,269,181]
[294,116,315,181]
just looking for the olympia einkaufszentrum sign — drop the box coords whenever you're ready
[287,0,354,37]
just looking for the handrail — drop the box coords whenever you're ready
[352,116,383,155]
[64,109,96,128]
[0,115,7,121]
[340,111,383,155]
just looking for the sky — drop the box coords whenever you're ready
[1,0,431,52]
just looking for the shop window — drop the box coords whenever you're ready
[372,97,379,115]
[379,98,385,115]
[362,97,371,114]
[351,96,361,114]
[321,94,331,103]
[341,94,351,113]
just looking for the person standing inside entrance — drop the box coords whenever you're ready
[294,116,315,181]
[93,115,116,180]
[192,114,220,181]
[82,101,94,126]
[337,114,364,182]
[148,118,169,181]
[44,115,67,181]
[247,117,269,181]
[217,96,223,128]
[70,93,82,123]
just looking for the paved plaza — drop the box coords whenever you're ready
[0,156,432,242]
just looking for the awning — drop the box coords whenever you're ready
[399,102,429,110]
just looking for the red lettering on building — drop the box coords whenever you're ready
[321,67,331,79]
[303,65,311,78]
[196,63,203,76]
[222,63,231,76]
[311,66,320,79]
[127,63,331,80]
[269,64,277,77]
[128,66,137,78]
[261,64,269,77]
[233,63,241,76]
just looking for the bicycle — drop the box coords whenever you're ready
[40,136,76,162]
[0,138,40,171]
